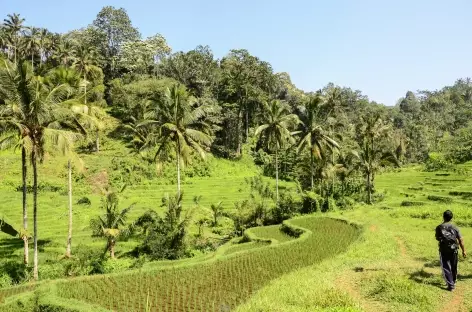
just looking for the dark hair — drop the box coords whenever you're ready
[443,210,453,222]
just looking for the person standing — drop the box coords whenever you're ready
[435,210,467,291]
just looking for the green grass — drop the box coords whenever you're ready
[247,224,295,243]
[236,165,472,312]
[0,136,295,271]
[0,217,360,311]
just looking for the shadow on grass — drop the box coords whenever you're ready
[458,273,472,281]
[409,269,446,290]
[0,238,52,260]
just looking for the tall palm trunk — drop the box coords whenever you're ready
[245,110,249,142]
[21,147,28,265]
[176,144,181,197]
[310,154,314,190]
[109,239,115,259]
[32,150,38,280]
[366,171,372,205]
[66,159,72,257]
[275,146,279,204]
[84,72,87,105]
[95,131,100,153]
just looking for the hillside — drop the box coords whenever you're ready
[1,165,472,311]
[0,131,297,268]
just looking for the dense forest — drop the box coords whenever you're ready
[1,6,472,285]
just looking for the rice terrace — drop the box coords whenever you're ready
[1,2,472,312]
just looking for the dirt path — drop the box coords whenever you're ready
[438,283,466,312]
[335,273,386,312]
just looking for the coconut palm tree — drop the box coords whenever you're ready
[2,13,25,63]
[53,38,76,66]
[90,189,133,259]
[22,27,39,70]
[72,45,104,152]
[0,59,82,279]
[255,100,299,203]
[354,113,398,204]
[139,84,213,196]
[297,95,339,190]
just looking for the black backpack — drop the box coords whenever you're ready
[438,223,458,253]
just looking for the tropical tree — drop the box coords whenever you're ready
[297,95,339,190]
[2,13,25,63]
[90,189,133,259]
[0,59,82,279]
[53,38,76,66]
[210,201,223,226]
[255,100,299,203]
[354,112,398,204]
[72,45,105,152]
[139,84,213,196]
[22,27,39,69]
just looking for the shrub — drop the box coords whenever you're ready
[424,153,453,172]
[0,273,12,288]
[301,191,322,213]
[336,197,355,210]
[131,193,192,260]
[63,245,106,276]
[270,192,301,223]
[0,261,31,285]
[76,197,91,206]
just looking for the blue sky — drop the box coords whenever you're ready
[2,0,472,105]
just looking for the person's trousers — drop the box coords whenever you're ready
[440,251,458,289]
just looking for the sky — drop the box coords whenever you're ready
[2,0,472,106]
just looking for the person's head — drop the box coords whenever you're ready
[443,210,453,222]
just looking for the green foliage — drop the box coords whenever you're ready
[423,152,453,171]
[89,190,133,258]
[51,217,359,311]
[131,192,193,260]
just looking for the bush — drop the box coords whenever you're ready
[132,193,192,260]
[270,192,301,223]
[0,261,31,285]
[336,197,355,210]
[63,245,106,276]
[76,197,91,206]
[0,272,12,288]
[301,191,322,213]
[424,153,454,172]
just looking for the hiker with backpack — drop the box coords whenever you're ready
[435,210,467,291]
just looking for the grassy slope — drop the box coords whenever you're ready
[237,165,472,312]
[0,133,294,268]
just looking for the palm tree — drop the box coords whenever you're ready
[36,28,49,66]
[255,100,299,203]
[90,189,133,259]
[297,95,339,190]
[3,13,25,63]
[354,113,398,204]
[210,201,223,226]
[53,38,75,66]
[139,84,213,196]
[72,45,103,151]
[0,59,82,279]
[23,27,39,70]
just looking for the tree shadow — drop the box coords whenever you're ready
[0,238,52,260]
